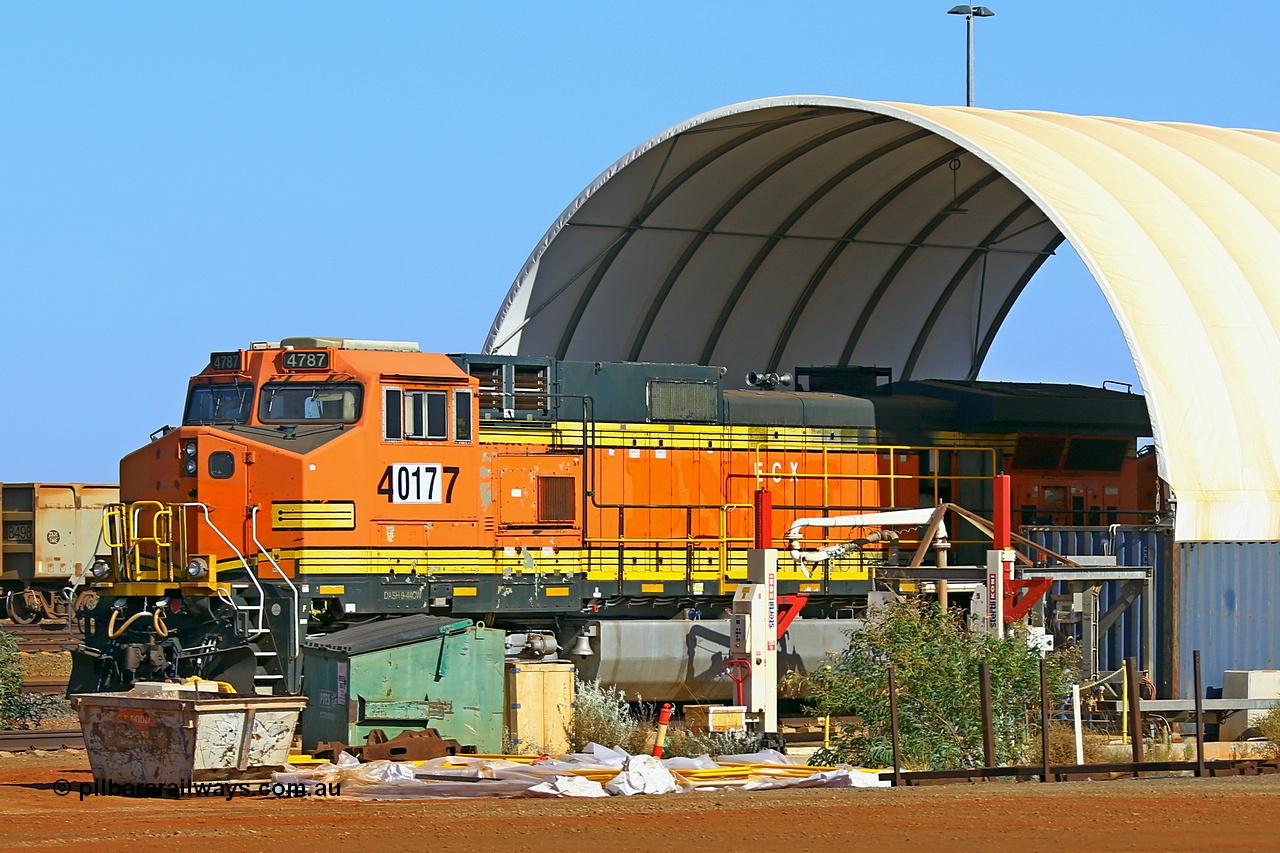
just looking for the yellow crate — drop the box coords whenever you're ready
[505,661,575,755]
[684,704,747,733]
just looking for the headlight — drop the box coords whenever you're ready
[89,559,111,579]
[183,441,197,458]
[183,458,198,475]
[186,557,209,579]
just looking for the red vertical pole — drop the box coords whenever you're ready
[652,702,674,757]
[753,489,773,550]
[992,474,1011,551]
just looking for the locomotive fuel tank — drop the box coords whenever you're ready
[557,617,864,700]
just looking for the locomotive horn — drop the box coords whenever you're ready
[746,372,793,390]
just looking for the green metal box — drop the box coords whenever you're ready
[300,615,504,753]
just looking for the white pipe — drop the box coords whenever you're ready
[1072,684,1085,765]
[786,508,940,539]
[251,506,301,662]
[179,502,266,638]
[786,508,946,572]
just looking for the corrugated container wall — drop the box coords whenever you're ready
[1022,526,1174,694]
[1176,542,1280,700]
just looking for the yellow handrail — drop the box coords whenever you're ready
[102,505,124,549]
[102,501,184,583]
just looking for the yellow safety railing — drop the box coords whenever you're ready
[748,442,1000,514]
[101,505,125,549]
[578,443,1003,584]
[102,501,187,583]
[744,443,1003,551]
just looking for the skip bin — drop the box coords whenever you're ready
[72,687,307,786]
[300,615,505,754]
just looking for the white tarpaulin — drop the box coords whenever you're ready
[272,746,889,799]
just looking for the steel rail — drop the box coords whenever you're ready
[20,678,69,694]
[4,625,75,652]
[879,758,1280,786]
[0,729,83,751]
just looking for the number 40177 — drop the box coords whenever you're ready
[377,464,458,504]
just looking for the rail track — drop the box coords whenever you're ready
[0,729,83,751]
[3,624,75,653]
[21,678,69,694]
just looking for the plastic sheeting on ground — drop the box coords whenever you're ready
[271,744,890,799]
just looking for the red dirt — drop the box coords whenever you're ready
[2,750,1279,852]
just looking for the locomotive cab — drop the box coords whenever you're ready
[71,338,483,695]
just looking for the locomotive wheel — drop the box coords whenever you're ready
[6,591,43,625]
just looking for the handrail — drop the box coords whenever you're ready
[747,442,1001,523]
[251,505,300,661]
[101,506,124,549]
[128,501,174,581]
[130,502,173,546]
[178,502,266,638]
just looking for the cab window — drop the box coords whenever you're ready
[184,383,254,425]
[259,382,362,423]
[454,390,473,442]
[383,387,448,441]
[406,390,447,439]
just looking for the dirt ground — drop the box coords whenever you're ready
[2,750,1279,852]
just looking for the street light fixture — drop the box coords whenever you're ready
[947,5,995,108]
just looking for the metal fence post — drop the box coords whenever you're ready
[1039,657,1051,782]
[1193,649,1205,778]
[979,661,996,768]
[888,665,902,787]
[1126,656,1144,772]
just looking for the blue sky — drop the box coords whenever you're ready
[2,2,1276,482]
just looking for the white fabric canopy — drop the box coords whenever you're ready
[485,97,1280,542]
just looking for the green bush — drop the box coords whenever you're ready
[802,599,1074,770]
[3,694,71,730]
[0,631,25,729]
[566,679,652,754]
[1253,704,1280,756]
[662,726,764,759]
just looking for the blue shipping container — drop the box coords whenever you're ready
[1177,541,1280,700]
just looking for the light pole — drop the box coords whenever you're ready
[947,5,995,107]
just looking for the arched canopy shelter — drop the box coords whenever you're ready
[485,97,1280,542]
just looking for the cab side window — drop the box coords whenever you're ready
[405,390,447,440]
[454,390,473,443]
[383,388,404,441]
[384,387,447,441]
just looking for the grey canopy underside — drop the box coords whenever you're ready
[486,99,1060,384]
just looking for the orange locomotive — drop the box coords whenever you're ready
[69,337,1158,695]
